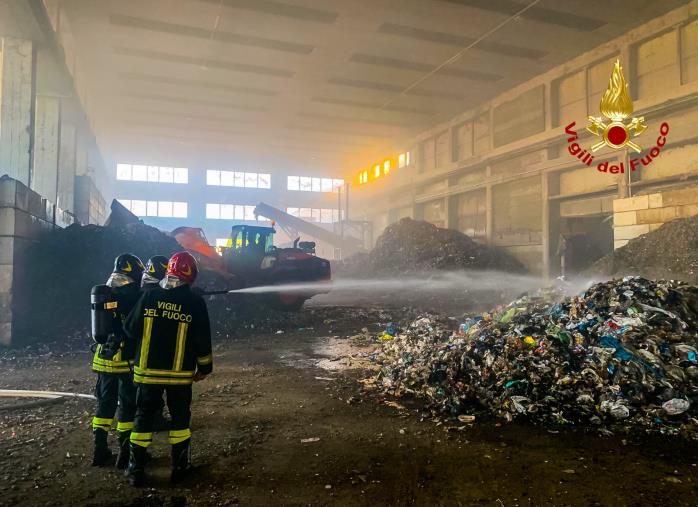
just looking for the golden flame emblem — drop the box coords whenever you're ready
[586,60,647,153]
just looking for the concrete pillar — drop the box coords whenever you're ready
[485,166,493,245]
[446,194,458,230]
[542,172,561,280]
[57,121,76,213]
[31,94,61,204]
[0,38,34,185]
[541,173,551,279]
[75,126,89,176]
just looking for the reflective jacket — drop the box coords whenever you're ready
[91,283,141,374]
[124,284,212,385]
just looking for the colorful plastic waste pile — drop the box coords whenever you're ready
[371,277,698,437]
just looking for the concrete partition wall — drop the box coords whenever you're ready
[0,176,56,346]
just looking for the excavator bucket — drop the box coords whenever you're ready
[171,226,228,276]
[104,199,140,227]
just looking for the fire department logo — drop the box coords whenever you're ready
[586,59,647,153]
[563,59,669,174]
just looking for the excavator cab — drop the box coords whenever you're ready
[227,225,275,253]
[224,225,276,278]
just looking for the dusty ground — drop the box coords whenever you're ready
[1,305,697,506]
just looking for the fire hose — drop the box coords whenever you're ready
[0,389,95,411]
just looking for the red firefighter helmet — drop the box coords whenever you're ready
[166,252,198,284]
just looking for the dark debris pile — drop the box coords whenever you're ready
[15,223,181,343]
[588,215,698,284]
[336,218,525,277]
[370,277,698,438]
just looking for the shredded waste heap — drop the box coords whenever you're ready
[588,215,698,284]
[338,218,525,277]
[369,277,698,438]
[16,223,181,341]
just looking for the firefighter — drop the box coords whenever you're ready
[124,252,212,487]
[140,255,171,430]
[140,255,169,291]
[91,253,144,468]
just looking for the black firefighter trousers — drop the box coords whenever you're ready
[92,373,137,434]
[130,384,192,449]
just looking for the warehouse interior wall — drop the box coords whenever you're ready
[352,1,698,278]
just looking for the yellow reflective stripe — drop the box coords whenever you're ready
[197,354,213,366]
[116,421,134,432]
[92,364,131,374]
[134,374,194,385]
[134,366,194,377]
[130,432,153,448]
[139,317,153,369]
[92,356,130,367]
[168,428,191,445]
[173,322,188,371]
[92,417,113,430]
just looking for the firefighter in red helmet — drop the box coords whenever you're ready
[124,252,213,486]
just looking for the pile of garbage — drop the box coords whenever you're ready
[337,218,525,277]
[588,215,698,284]
[370,277,698,437]
[15,222,182,342]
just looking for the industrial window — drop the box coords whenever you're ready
[117,164,188,184]
[588,56,618,114]
[118,199,187,218]
[287,176,344,192]
[555,70,586,127]
[681,19,698,84]
[634,31,679,99]
[473,113,490,156]
[206,170,271,189]
[206,203,263,221]
[132,165,147,182]
[435,131,450,167]
[397,151,412,168]
[454,122,473,161]
[286,207,342,223]
[422,137,436,171]
[493,86,545,148]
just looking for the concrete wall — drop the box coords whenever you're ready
[0,176,72,346]
[613,185,698,248]
[74,175,105,225]
[0,38,34,185]
[351,2,698,278]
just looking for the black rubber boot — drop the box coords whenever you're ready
[170,439,192,484]
[115,431,131,470]
[91,428,113,467]
[125,443,148,487]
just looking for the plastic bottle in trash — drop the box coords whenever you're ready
[662,398,690,416]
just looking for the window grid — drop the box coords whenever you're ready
[206,203,268,221]
[287,176,344,192]
[206,170,271,189]
[117,199,188,218]
[286,207,343,224]
[117,164,188,184]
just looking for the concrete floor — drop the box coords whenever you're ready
[1,316,697,506]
